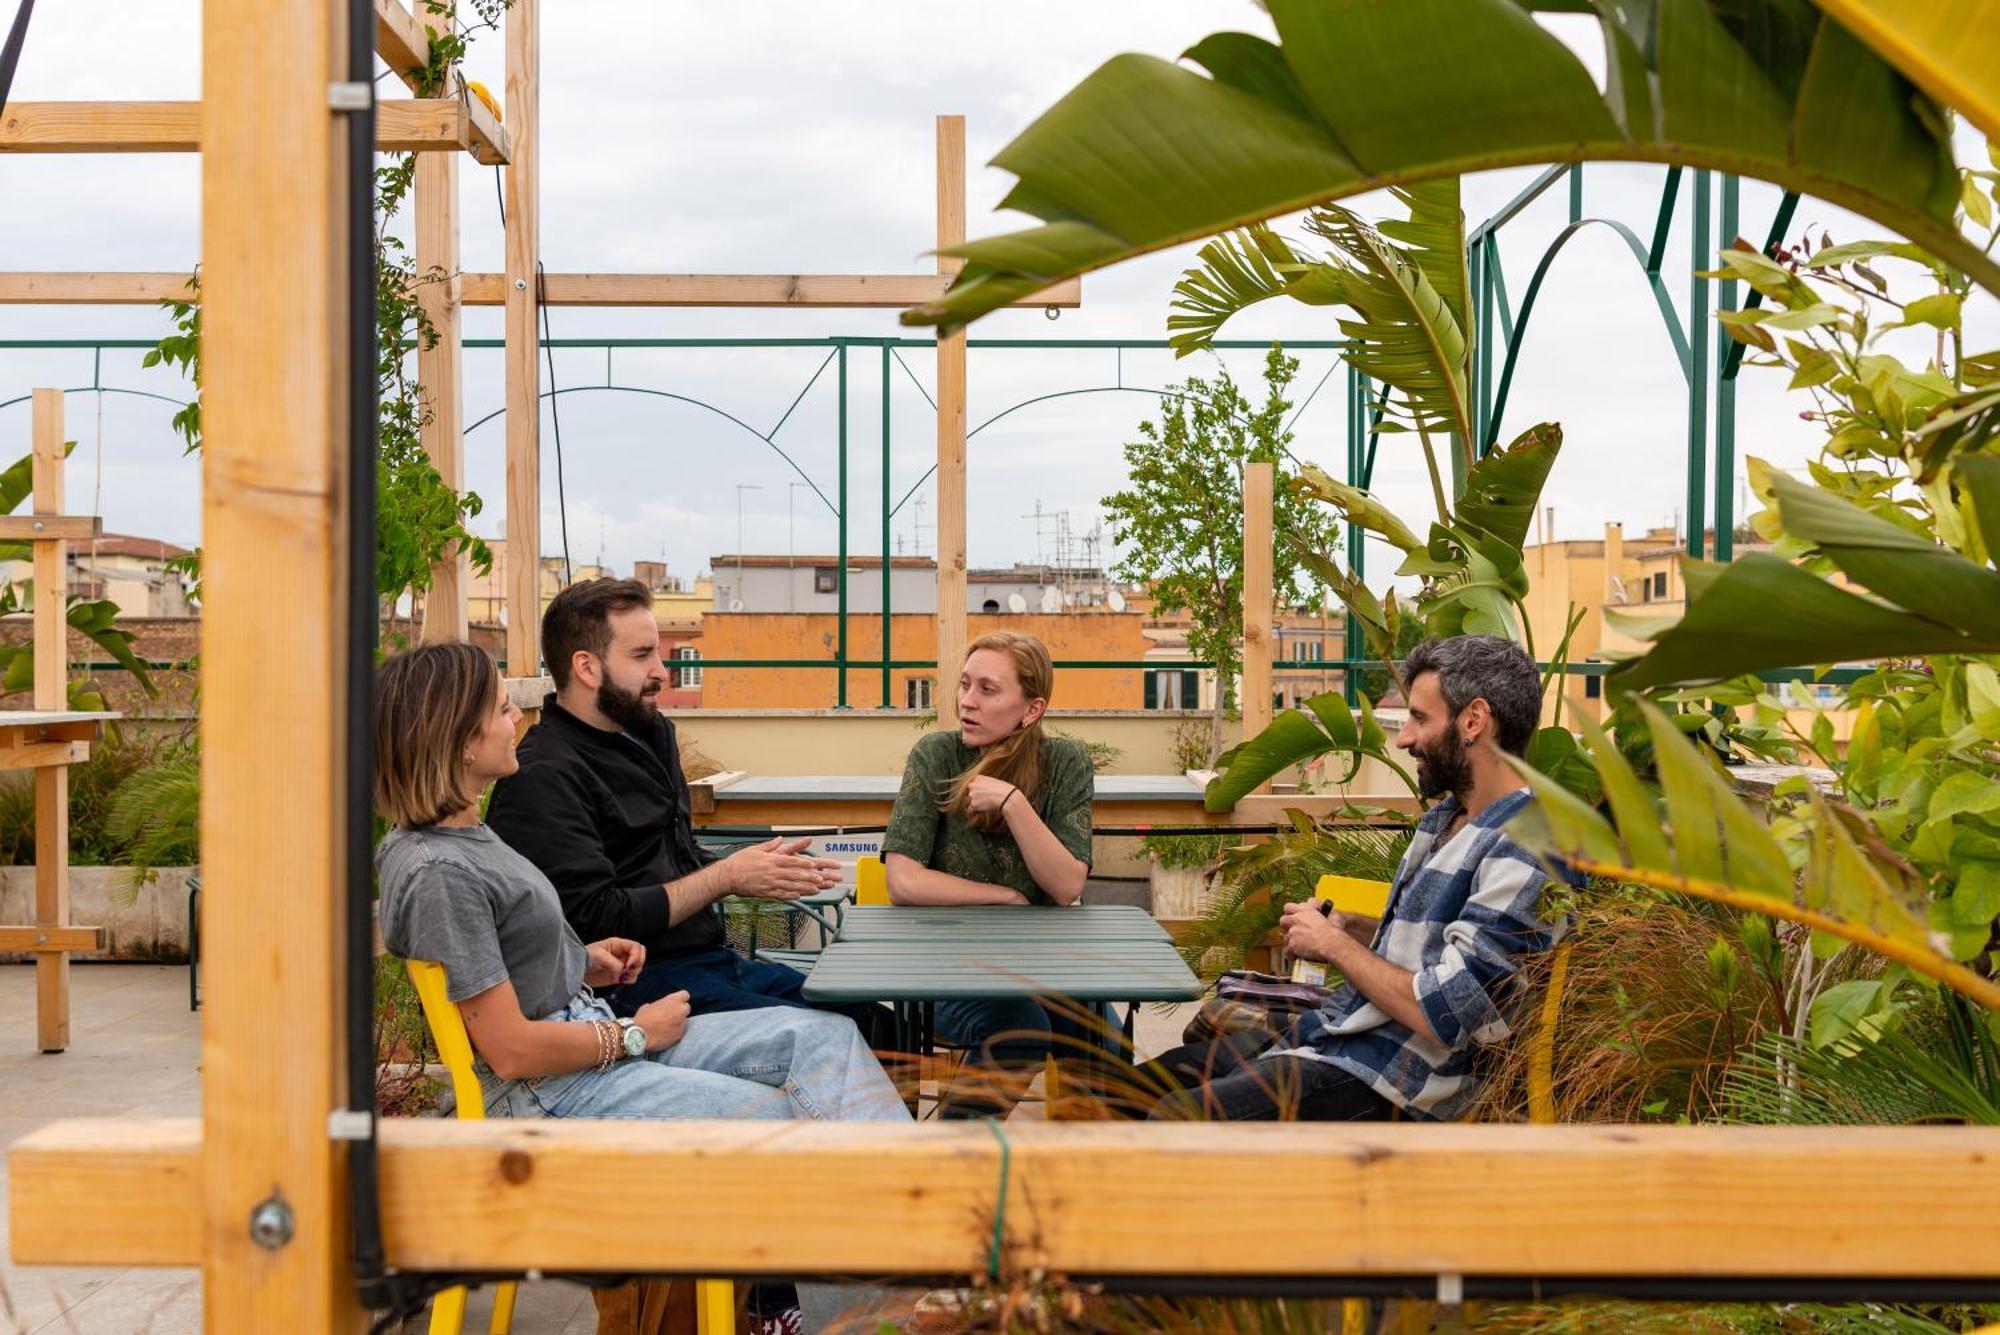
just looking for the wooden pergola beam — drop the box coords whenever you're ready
[0,100,508,164]
[0,271,1081,308]
[501,0,541,679]
[458,272,1083,307]
[15,1118,2000,1278]
[0,924,104,952]
[935,115,969,720]
[374,0,436,91]
[197,0,360,1318]
[0,514,102,541]
[0,274,196,304]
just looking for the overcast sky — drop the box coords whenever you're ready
[3,3,1995,593]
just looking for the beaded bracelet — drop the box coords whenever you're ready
[591,1019,616,1073]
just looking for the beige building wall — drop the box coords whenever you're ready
[668,708,1415,798]
[1522,522,1855,749]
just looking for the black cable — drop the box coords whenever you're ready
[0,0,36,117]
[538,261,574,585]
[340,0,425,1320]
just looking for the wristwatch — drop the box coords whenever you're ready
[616,1017,647,1059]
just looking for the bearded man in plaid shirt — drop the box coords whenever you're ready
[1146,635,1574,1122]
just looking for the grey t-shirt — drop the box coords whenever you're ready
[378,823,587,1020]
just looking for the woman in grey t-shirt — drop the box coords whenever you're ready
[375,642,905,1125]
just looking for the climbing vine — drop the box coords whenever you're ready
[145,0,513,621]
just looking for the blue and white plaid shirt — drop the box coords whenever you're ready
[1275,787,1569,1120]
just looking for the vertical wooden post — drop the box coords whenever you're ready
[503,0,541,673]
[30,389,70,1054]
[1242,462,1274,765]
[416,138,467,643]
[933,114,967,722]
[200,0,361,1324]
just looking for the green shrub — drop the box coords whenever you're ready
[0,727,199,869]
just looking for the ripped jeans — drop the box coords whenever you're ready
[480,990,909,1124]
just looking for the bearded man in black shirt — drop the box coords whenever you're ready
[487,578,884,1040]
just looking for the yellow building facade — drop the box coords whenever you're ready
[1521,522,1855,747]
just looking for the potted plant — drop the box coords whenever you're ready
[1141,832,1234,922]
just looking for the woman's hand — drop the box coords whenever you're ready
[583,938,646,988]
[633,989,692,1052]
[965,774,1020,815]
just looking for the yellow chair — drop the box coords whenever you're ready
[1312,873,1392,918]
[405,958,520,1335]
[1304,874,1568,1334]
[855,853,890,905]
[405,960,734,1335]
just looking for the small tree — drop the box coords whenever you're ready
[1101,346,1340,759]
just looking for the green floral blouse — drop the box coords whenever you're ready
[881,730,1095,905]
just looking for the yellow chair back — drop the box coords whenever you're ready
[1313,874,1392,919]
[403,959,735,1335]
[406,958,488,1123]
[404,958,515,1335]
[856,853,891,905]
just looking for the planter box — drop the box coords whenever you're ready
[0,866,196,963]
[1148,862,1220,921]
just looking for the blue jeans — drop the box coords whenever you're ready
[480,991,909,1123]
[933,996,1125,1118]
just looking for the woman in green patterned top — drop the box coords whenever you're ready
[882,632,1108,1116]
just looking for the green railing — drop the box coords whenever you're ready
[7,163,1821,714]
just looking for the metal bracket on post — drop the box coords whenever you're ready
[1436,1273,1464,1306]
[327,81,373,112]
[327,1109,374,1141]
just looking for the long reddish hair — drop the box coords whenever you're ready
[941,632,1054,832]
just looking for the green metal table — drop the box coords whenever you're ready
[801,905,1203,1067]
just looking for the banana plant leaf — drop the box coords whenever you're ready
[1605,552,1999,692]
[1506,698,2000,1011]
[1205,689,1412,811]
[1607,467,2000,692]
[1167,223,1352,355]
[1295,464,1424,553]
[1812,0,2000,142]
[1764,470,2000,632]
[903,0,1994,332]
[1959,454,2000,563]
[0,440,79,564]
[1454,423,1564,553]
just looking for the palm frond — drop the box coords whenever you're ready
[1304,205,1473,446]
[104,752,200,898]
[1175,823,1411,981]
[1723,999,2000,1126]
[1166,222,1348,355]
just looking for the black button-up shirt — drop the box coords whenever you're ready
[486,695,724,959]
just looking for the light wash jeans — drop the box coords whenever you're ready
[480,991,909,1124]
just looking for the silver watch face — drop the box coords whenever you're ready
[621,1021,647,1058]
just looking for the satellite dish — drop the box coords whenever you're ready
[728,599,745,612]
[1106,588,1127,613]
[1006,592,1028,614]
[1039,586,1062,614]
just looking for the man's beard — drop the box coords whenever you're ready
[1411,727,1472,801]
[598,676,660,732]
